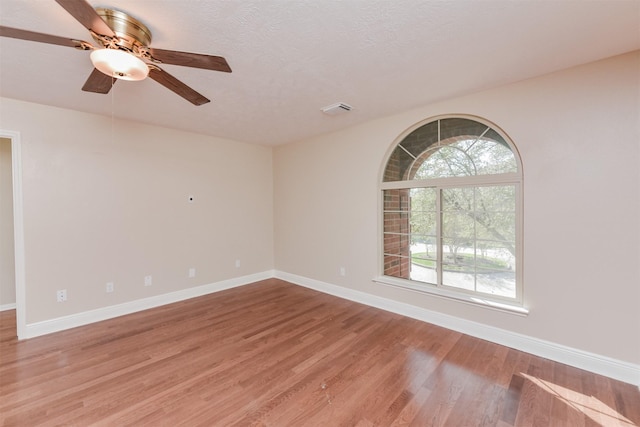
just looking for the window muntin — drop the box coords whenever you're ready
[381,116,522,305]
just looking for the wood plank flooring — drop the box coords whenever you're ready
[1,278,638,426]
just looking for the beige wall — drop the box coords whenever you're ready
[0,137,16,307]
[0,99,274,324]
[274,51,640,365]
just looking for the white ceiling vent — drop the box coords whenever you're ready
[321,102,353,116]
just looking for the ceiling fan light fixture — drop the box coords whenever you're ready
[90,48,149,81]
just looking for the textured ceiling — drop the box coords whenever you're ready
[1,0,639,146]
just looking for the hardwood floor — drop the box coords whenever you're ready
[1,278,638,426]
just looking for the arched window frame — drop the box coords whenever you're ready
[377,115,526,314]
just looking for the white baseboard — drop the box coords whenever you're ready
[23,270,275,340]
[275,270,640,387]
[1,303,17,312]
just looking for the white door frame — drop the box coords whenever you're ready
[1,129,26,339]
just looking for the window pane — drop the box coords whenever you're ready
[414,139,517,178]
[383,233,409,256]
[383,189,410,212]
[442,187,474,211]
[408,187,438,284]
[410,244,437,261]
[439,118,487,141]
[476,267,516,298]
[411,211,437,234]
[474,185,515,244]
[414,146,475,178]
[442,212,475,240]
[475,186,515,212]
[442,258,475,292]
[483,128,508,147]
[401,121,439,157]
[442,238,474,268]
[410,187,437,210]
[410,259,437,284]
[383,189,411,279]
[475,242,515,272]
[410,236,437,285]
[384,254,411,279]
[409,187,437,236]
[475,212,515,243]
[384,211,409,232]
[442,236,475,292]
[383,146,414,182]
[466,139,517,174]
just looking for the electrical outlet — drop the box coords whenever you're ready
[56,289,67,302]
[144,275,152,286]
[188,268,196,278]
[235,259,241,268]
[106,282,114,293]
[339,267,346,277]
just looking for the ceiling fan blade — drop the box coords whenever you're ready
[82,68,116,94]
[148,67,210,106]
[0,26,84,48]
[149,48,232,73]
[55,0,115,37]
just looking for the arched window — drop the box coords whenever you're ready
[380,116,523,307]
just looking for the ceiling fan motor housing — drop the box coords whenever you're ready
[93,8,152,53]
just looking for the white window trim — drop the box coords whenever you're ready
[378,114,525,313]
[372,275,529,316]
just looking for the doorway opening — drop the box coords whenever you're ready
[0,130,25,338]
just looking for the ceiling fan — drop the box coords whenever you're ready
[0,0,232,105]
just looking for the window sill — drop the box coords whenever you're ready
[372,276,529,316]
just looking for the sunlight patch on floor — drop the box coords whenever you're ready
[521,373,637,427]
